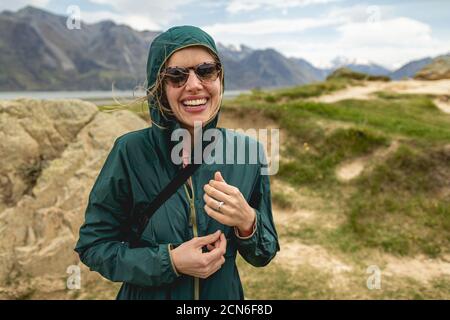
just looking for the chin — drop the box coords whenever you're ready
[182,114,212,127]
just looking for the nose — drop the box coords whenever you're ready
[184,69,203,91]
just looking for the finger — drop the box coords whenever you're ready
[218,233,227,254]
[208,179,239,197]
[203,193,231,214]
[204,204,233,226]
[207,238,220,250]
[206,238,221,251]
[195,230,221,247]
[202,242,226,264]
[204,183,231,203]
[215,171,225,182]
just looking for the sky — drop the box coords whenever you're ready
[2,0,450,70]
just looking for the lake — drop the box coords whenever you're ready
[0,90,249,102]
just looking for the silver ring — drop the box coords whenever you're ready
[217,201,224,212]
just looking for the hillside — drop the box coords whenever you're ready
[414,55,450,80]
[223,78,450,299]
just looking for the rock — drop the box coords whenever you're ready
[414,55,450,80]
[0,99,148,299]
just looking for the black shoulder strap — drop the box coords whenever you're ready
[128,163,201,248]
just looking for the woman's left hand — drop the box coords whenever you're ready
[203,171,256,235]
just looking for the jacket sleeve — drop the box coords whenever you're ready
[234,142,280,267]
[74,137,179,287]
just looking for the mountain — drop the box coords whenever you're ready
[290,57,329,81]
[414,54,450,80]
[220,48,323,89]
[0,6,328,91]
[216,43,254,62]
[3,6,447,92]
[389,57,434,80]
[328,56,391,76]
[0,6,158,91]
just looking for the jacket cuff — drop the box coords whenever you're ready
[234,211,258,240]
[168,244,180,277]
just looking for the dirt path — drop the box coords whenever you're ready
[336,140,400,182]
[311,79,450,113]
[271,178,450,292]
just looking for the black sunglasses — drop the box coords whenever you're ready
[162,62,221,88]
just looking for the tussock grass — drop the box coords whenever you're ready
[227,79,450,258]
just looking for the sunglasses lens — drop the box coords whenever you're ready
[163,63,220,87]
[196,63,220,81]
[165,68,188,87]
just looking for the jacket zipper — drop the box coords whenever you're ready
[183,176,200,300]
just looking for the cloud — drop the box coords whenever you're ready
[245,16,449,69]
[337,17,433,47]
[226,0,342,13]
[203,17,343,36]
[202,4,450,69]
[0,0,50,11]
[88,0,197,28]
[81,10,160,31]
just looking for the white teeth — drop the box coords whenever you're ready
[182,98,207,106]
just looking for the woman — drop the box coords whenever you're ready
[74,25,279,300]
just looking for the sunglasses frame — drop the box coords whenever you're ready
[161,61,222,88]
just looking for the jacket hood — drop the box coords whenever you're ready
[146,25,224,169]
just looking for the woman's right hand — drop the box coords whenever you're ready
[170,230,227,279]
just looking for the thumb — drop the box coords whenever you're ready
[195,230,221,247]
[215,171,225,182]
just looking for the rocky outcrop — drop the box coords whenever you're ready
[0,99,147,299]
[414,55,450,80]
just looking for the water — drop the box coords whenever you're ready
[0,90,250,101]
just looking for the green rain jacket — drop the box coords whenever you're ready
[74,25,280,300]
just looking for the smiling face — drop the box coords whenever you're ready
[163,46,222,130]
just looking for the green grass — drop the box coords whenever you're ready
[226,79,450,258]
[326,67,391,82]
[276,126,388,188]
[231,79,351,105]
[272,191,294,209]
[236,255,450,299]
[346,144,450,257]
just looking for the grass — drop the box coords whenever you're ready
[326,67,391,82]
[236,255,450,299]
[346,144,450,257]
[231,79,351,105]
[277,127,388,188]
[225,78,450,259]
[271,191,295,209]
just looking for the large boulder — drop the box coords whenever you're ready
[0,99,147,299]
